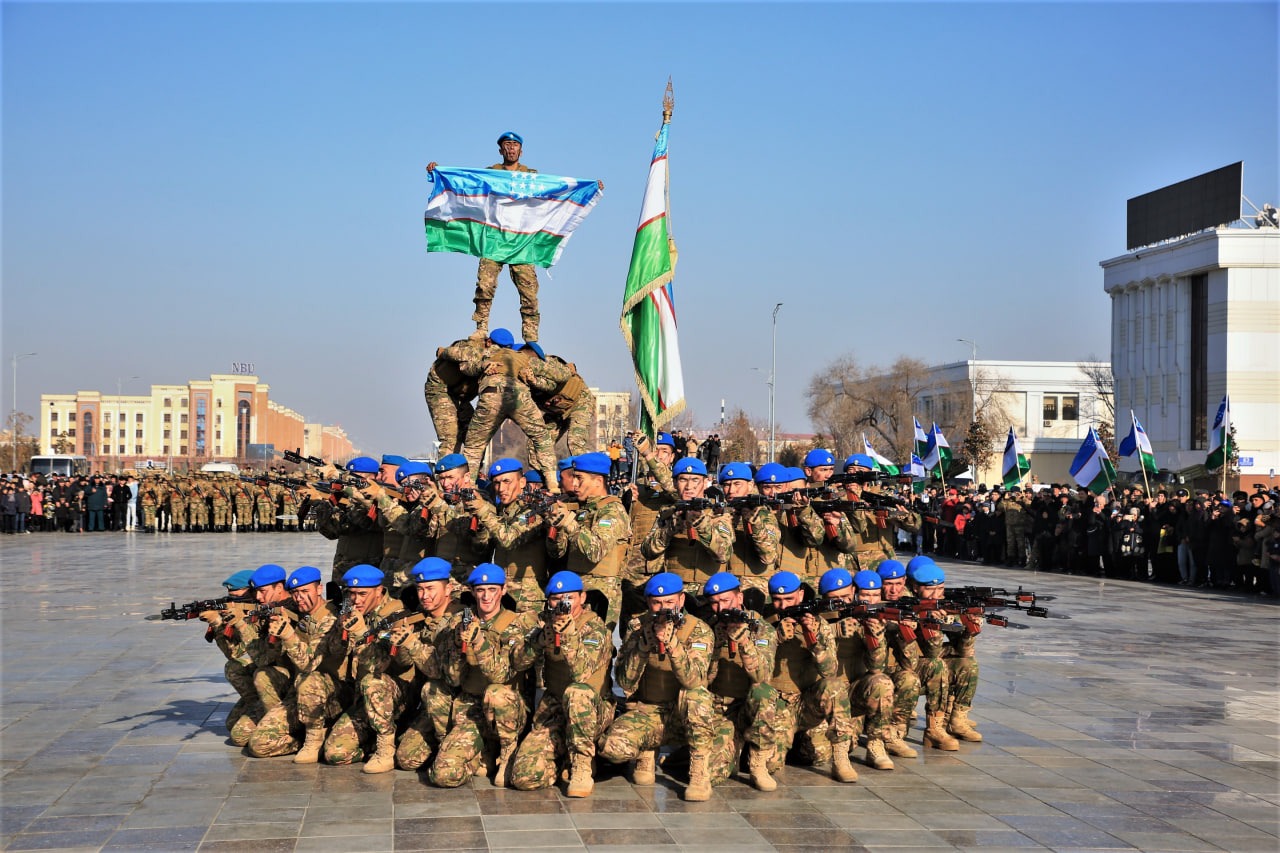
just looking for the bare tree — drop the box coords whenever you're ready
[805,356,931,460]
[1078,357,1115,424]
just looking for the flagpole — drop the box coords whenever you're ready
[1133,411,1152,497]
[1099,427,1115,494]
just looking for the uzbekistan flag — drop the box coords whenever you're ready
[1205,395,1232,471]
[862,435,900,475]
[1118,410,1158,475]
[424,167,602,268]
[913,417,929,460]
[907,453,927,493]
[621,119,684,435]
[922,423,952,475]
[1001,427,1030,489]
[1070,427,1116,495]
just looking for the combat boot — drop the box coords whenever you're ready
[948,704,983,742]
[294,727,325,764]
[923,712,959,750]
[865,737,894,770]
[883,723,918,758]
[566,754,594,798]
[830,741,858,783]
[745,745,777,792]
[683,752,711,802]
[493,741,517,788]
[632,750,657,785]
[363,732,396,773]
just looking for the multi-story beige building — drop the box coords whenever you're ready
[40,374,354,471]
[593,389,633,448]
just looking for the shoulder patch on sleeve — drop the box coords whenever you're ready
[690,641,708,650]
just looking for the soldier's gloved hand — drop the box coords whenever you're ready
[961,614,983,635]
[726,621,750,643]
[654,619,676,649]
[778,617,797,641]
[269,612,295,642]
[465,495,491,516]
[198,610,224,630]
[343,610,367,639]
[388,625,415,650]
[863,616,885,636]
[460,618,483,650]
[821,511,844,527]
[548,502,576,531]
[551,612,575,635]
[838,616,859,639]
[799,613,819,643]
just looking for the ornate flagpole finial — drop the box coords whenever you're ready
[662,77,674,124]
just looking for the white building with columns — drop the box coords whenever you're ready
[1101,226,1280,485]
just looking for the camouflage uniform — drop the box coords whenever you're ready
[139,481,158,531]
[392,602,464,771]
[209,604,258,741]
[281,487,300,531]
[210,481,231,531]
[471,493,550,611]
[232,483,254,531]
[425,339,482,455]
[883,614,925,739]
[1004,497,1029,566]
[255,486,276,531]
[323,597,417,765]
[427,606,532,788]
[775,501,848,590]
[599,612,716,766]
[759,609,855,774]
[473,161,540,342]
[458,344,558,485]
[314,493,384,585]
[847,497,919,572]
[642,506,735,609]
[187,484,209,531]
[416,491,491,585]
[168,486,187,532]
[622,457,677,629]
[828,610,894,759]
[240,603,302,757]
[509,608,614,790]
[520,355,595,456]
[548,493,631,630]
[915,616,953,720]
[945,614,983,726]
[247,601,335,758]
[726,503,782,602]
[705,610,778,783]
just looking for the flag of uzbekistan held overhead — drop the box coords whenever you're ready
[1205,395,1232,471]
[914,417,929,459]
[862,435,900,476]
[1070,427,1116,494]
[1118,410,1158,475]
[922,423,952,475]
[424,168,602,268]
[621,115,685,436]
[1001,427,1031,489]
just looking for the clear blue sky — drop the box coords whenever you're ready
[4,2,1276,457]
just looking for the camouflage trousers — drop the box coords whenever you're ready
[887,665,922,725]
[141,504,157,529]
[324,674,408,765]
[281,502,299,530]
[169,501,186,530]
[583,575,623,633]
[846,671,894,740]
[510,685,615,791]
[225,659,260,741]
[254,665,292,710]
[599,688,716,763]
[947,655,979,708]
[424,378,474,457]
[189,500,208,528]
[474,258,539,342]
[549,396,595,457]
[706,686,777,784]
[758,680,854,773]
[295,671,352,728]
[461,382,558,487]
[256,500,275,530]
[428,683,528,788]
[212,502,229,528]
[395,678,453,772]
[234,501,253,529]
[505,574,548,613]
[249,695,301,758]
[917,656,950,714]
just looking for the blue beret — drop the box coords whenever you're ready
[342,564,384,588]
[489,328,514,348]
[287,566,322,590]
[557,456,576,472]
[819,568,853,595]
[436,453,467,472]
[703,572,740,595]
[250,564,287,589]
[673,457,707,477]
[222,569,256,590]
[524,470,543,484]
[395,461,432,483]
[769,571,802,595]
[718,462,752,483]
[381,454,408,467]
[645,572,684,597]
[913,565,946,586]
[876,559,906,580]
[467,563,506,586]
[497,131,523,145]
[755,462,785,484]
[345,456,379,474]
[524,341,546,360]
[844,454,876,470]
[656,432,675,448]
[488,458,524,478]
[784,467,807,484]
[410,557,452,583]
[1220,499,1233,508]
[804,449,835,468]
[853,570,883,590]
[906,555,937,580]
[573,453,612,476]
[546,571,584,594]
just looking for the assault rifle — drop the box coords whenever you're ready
[148,594,253,623]
[544,598,573,649]
[652,607,685,657]
[339,600,356,641]
[774,599,822,645]
[441,486,478,506]
[673,497,727,513]
[362,610,427,655]
[245,604,301,645]
[459,607,476,653]
[282,448,324,467]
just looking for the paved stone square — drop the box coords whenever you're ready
[1,533,1277,852]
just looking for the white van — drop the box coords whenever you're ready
[200,462,241,475]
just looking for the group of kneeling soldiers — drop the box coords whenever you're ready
[193,441,987,800]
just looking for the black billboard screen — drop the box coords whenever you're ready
[1127,162,1242,250]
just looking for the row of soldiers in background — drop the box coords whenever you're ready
[186,550,985,799]
[424,328,595,487]
[132,473,313,533]
[916,481,1280,595]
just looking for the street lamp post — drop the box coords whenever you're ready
[956,339,978,421]
[10,352,37,472]
[770,303,782,460]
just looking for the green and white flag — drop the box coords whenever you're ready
[1119,410,1158,475]
[862,435,900,475]
[1205,395,1232,471]
[922,423,951,475]
[913,417,929,460]
[1070,427,1116,495]
[1001,427,1030,489]
[621,113,684,436]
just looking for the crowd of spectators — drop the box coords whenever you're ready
[909,481,1280,597]
[1,472,139,533]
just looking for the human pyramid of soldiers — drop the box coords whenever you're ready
[158,131,1053,800]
